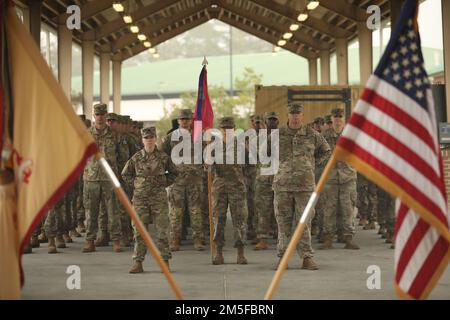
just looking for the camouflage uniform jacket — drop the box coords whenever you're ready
[273,125,331,192]
[321,127,356,184]
[84,126,126,181]
[161,128,203,185]
[211,139,246,193]
[121,148,177,196]
[117,133,131,173]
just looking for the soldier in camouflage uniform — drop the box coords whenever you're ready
[311,116,325,238]
[245,115,262,243]
[273,103,331,270]
[208,117,248,265]
[320,108,360,250]
[377,187,395,248]
[357,174,379,230]
[162,109,205,251]
[254,112,279,250]
[82,103,126,253]
[122,127,177,273]
[44,196,67,253]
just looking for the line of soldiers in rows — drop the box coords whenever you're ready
[25,102,396,273]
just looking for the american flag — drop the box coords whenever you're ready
[334,0,450,299]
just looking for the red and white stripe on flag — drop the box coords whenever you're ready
[334,0,450,299]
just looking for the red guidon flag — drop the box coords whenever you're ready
[0,6,97,299]
[192,63,214,143]
[334,0,450,299]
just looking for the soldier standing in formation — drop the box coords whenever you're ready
[122,127,176,273]
[320,108,359,250]
[209,117,248,265]
[82,103,126,253]
[273,103,330,270]
[162,109,205,251]
[254,112,279,250]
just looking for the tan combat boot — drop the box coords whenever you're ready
[344,235,360,250]
[170,238,181,252]
[319,235,334,250]
[193,238,205,251]
[38,231,48,243]
[56,235,66,248]
[112,240,123,253]
[63,232,73,243]
[359,218,368,226]
[77,222,86,234]
[82,240,96,253]
[363,221,376,230]
[48,237,57,254]
[212,246,224,265]
[236,246,248,265]
[70,228,82,238]
[129,261,143,274]
[302,257,319,270]
[30,235,40,248]
[254,239,269,250]
[95,231,109,247]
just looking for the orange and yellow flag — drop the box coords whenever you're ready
[0,6,97,299]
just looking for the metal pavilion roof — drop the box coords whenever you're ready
[13,0,391,61]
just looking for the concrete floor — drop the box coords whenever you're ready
[21,221,450,300]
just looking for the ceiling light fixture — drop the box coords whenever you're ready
[137,34,147,41]
[297,12,308,22]
[283,32,293,39]
[277,39,286,46]
[123,15,133,24]
[130,25,139,33]
[143,41,151,48]
[113,2,124,12]
[289,23,299,31]
[148,47,157,54]
[273,46,281,52]
[306,1,320,11]
[153,52,160,59]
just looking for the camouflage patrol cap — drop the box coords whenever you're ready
[178,109,193,119]
[287,102,304,113]
[123,115,132,124]
[132,121,139,128]
[264,111,279,120]
[313,117,324,124]
[141,127,156,138]
[324,114,332,124]
[138,121,144,129]
[106,113,119,121]
[93,103,107,115]
[331,108,344,117]
[253,115,263,123]
[219,116,235,128]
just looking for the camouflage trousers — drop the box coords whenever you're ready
[98,183,132,236]
[44,197,66,238]
[168,183,204,241]
[245,175,257,237]
[255,182,275,239]
[322,180,357,237]
[132,189,171,262]
[377,187,395,233]
[84,181,121,241]
[357,175,378,222]
[274,191,314,259]
[213,190,248,248]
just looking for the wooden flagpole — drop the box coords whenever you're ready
[96,153,184,300]
[264,153,337,300]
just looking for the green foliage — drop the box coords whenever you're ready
[155,67,263,138]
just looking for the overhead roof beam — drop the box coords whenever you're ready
[251,0,352,39]
[82,0,180,41]
[112,1,213,52]
[319,0,368,22]
[119,12,210,61]
[216,0,331,51]
[219,12,318,60]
